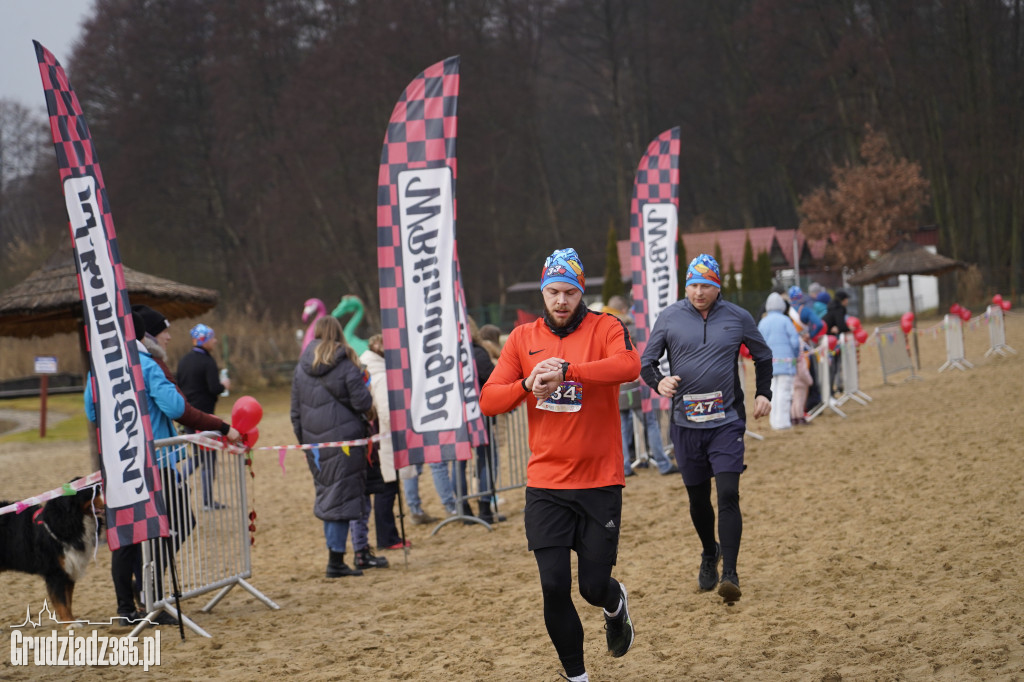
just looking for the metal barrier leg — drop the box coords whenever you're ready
[629,409,650,470]
[430,459,492,534]
[235,578,281,610]
[129,607,211,639]
[201,585,235,612]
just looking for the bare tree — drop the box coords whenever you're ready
[798,126,930,271]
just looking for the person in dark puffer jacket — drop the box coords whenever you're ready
[291,316,384,577]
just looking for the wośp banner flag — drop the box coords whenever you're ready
[629,127,680,412]
[34,42,168,550]
[376,56,486,469]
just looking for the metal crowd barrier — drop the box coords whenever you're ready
[806,336,846,421]
[834,333,872,408]
[135,432,279,638]
[875,322,919,383]
[985,305,1016,358]
[938,314,972,372]
[432,412,529,534]
[618,380,654,467]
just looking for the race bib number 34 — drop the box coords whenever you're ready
[683,391,725,422]
[537,381,583,413]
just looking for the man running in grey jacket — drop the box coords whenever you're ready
[640,254,772,602]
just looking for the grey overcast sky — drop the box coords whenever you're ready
[1,1,95,113]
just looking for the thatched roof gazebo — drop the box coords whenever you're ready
[846,239,967,288]
[847,239,968,368]
[0,251,218,339]
[0,250,219,462]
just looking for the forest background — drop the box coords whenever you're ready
[1,0,1022,337]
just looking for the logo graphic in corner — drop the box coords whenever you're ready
[9,601,162,670]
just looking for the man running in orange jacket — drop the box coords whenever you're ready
[480,247,639,682]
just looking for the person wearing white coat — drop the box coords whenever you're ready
[360,336,409,549]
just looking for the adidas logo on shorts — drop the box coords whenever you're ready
[605,520,616,528]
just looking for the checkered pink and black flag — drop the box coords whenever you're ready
[629,127,680,412]
[376,56,484,468]
[35,41,169,550]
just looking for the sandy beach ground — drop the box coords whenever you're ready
[1,311,1022,681]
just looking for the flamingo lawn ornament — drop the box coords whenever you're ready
[331,295,369,356]
[301,298,327,351]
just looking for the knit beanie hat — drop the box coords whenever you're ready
[685,254,721,288]
[130,311,146,341]
[540,248,585,293]
[190,323,215,346]
[132,304,169,338]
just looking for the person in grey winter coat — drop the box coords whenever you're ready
[291,316,377,577]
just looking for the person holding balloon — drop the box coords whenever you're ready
[85,306,243,623]
[291,315,384,578]
[821,290,852,395]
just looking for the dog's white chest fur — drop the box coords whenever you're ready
[61,515,99,582]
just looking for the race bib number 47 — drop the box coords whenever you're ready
[683,391,725,422]
[536,381,583,413]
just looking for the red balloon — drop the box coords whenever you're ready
[992,294,1003,305]
[949,303,962,315]
[231,396,263,434]
[1001,299,1012,311]
[854,328,869,344]
[242,426,259,447]
[901,311,915,323]
[959,308,972,322]
[846,316,862,331]
[827,334,838,351]
[900,319,913,334]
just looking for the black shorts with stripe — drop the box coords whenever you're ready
[524,486,622,565]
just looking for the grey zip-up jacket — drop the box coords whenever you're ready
[640,296,772,429]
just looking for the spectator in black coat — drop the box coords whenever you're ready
[176,323,231,510]
[820,290,851,395]
[291,316,377,577]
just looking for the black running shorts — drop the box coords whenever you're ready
[524,486,622,565]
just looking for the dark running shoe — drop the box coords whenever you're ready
[604,582,634,658]
[698,543,721,591]
[718,571,742,602]
[354,548,389,569]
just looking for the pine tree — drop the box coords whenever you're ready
[602,225,627,304]
[724,262,738,299]
[740,233,756,292]
[756,250,773,290]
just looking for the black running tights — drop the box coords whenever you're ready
[685,472,742,573]
[534,546,620,677]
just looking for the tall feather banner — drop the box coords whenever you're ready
[629,127,680,412]
[34,42,168,549]
[376,56,486,468]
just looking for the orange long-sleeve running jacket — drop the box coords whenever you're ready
[479,310,640,489]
